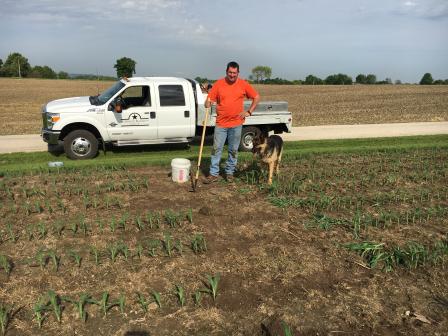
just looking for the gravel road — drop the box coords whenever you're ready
[1,122,447,154]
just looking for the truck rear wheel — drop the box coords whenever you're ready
[64,130,99,160]
[239,126,262,152]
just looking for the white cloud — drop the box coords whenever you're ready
[397,0,448,19]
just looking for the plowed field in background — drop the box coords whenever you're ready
[0,78,447,135]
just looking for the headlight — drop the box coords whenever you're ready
[46,113,60,129]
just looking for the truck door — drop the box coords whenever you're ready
[105,85,157,140]
[155,83,193,139]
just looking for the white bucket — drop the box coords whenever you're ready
[171,158,191,183]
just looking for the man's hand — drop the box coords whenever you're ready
[239,111,251,119]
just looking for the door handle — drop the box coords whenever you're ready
[184,110,190,118]
[150,112,156,119]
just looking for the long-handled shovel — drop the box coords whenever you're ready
[191,107,210,192]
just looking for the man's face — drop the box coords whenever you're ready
[226,67,239,83]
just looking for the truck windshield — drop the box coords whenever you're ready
[92,81,126,105]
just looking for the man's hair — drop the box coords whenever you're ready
[226,61,239,72]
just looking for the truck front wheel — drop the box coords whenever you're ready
[239,126,263,152]
[63,130,99,160]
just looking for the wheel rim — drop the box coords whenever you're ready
[70,137,91,156]
[242,132,256,149]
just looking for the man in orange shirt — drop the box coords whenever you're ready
[204,61,260,183]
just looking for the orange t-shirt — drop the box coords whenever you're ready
[207,78,258,127]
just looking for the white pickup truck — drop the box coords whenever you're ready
[41,77,292,159]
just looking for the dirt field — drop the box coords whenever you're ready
[0,78,447,135]
[0,147,447,335]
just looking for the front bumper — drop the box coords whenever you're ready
[41,129,61,145]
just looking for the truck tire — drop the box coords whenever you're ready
[63,130,99,160]
[239,126,262,152]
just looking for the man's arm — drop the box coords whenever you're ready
[239,94,260,118]
[204,97,212,108]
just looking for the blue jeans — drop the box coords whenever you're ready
[209,125,242,176]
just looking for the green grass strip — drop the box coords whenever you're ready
[0,135,447,176]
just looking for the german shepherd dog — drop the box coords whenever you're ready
[252,133,283,185]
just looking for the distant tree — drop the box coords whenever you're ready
[114,57,136,78]
[30,65,56,79]
[395,79,402,85]
[433,79,445,85]
[251,65,272,83]
[445,79,448,85]
[366,74,377,84]
[356,74,367,84]
[325,73,353,85]
[58,71,69,79]
[2,52,32,77]
[304,74,323,85]
[419,73,433,85]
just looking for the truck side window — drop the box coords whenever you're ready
[159,85,185,106]
[121,86,151,107]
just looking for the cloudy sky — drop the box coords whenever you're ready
[1,0,447,82]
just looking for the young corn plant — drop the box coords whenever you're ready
[90,246,100,265]
[37,222,47,239]
[46,290,62,323]
[136,292,149,313]
[0,255,11,276]
[135,244,144,260]
[175,285,186,307]
[205,274,220,301]
[69,250,82,268]
[146,239,160,257]
[0,303,12,335]
[6,223,17,243]
[191,234,207,254]
[193,290,202,306]
[26,224,35,241]
[185,208,193,224]
[35,249,48,270]
[79,217,89,236]
[162,233,173,257]
[33,299,48,329]
[146,211,161,229]
[64,294,95,322]
[107,243,119,262]
[134,215,145,231]
[95,292,111,317]
[70,221,78,236]
[47,250,60,272]
[151,291,162,308]
[109,216,117,233]
[164,209,181,228]
[118,212,129,230]
[113,294,126,315]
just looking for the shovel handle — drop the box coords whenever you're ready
[195,107,210,180]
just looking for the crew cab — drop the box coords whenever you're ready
[41,77,292,159]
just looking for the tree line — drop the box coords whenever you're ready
[0,52,130,81]
[1,52,446,85]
